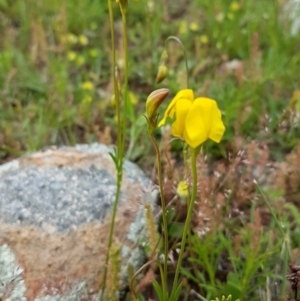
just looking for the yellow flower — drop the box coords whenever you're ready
[158,89,225,148]
[78,34,89,46]
[67,33,78,44]
[176,181,189,198]
[189,22,199,32]
[230,1,240,11]
[67,51,76,61]
[178,20,188,35]
[129,91,138,105]
[81,81,94,91]
[199,35,209,44]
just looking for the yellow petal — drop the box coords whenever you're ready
[158,89,194,127]
[176,180,189,197]
[184,98,225,148]
[172,97,193,137]
[208,105,226,143]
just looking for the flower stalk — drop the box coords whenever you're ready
[100,0,128,299]
[165,36,189,89]
[145,88,170,299]
[149,133,169,297]
[171,147,199,295]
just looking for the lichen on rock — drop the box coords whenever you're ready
[0,244,26,301]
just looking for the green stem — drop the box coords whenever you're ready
[100,1,122,299]
[149,133,169,298]
[171,147,198,296]
[165,36,189,89]
[121,10,129,157]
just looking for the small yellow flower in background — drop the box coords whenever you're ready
[189,22,199,32]
[176,181,189,198]
[75,56,85,66]
[82,81,94,91]
[67,51,77,61]
[199,35,209,44]
[230,1,240,11]
[78,35,89,46]
[67,33,78,44]
[179,20,188,35]
[158,89,225,148]
[129,91,138,106]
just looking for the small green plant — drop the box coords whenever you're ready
[144,36,226,300]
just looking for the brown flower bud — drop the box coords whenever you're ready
[146,88,169,133]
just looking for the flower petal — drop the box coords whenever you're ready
[158,89,194,127]
[208,104,226,143]
[184,97,225,148]
[172,97,193,137]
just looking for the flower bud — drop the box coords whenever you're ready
[156,64,168,83]
[146,88,169,133]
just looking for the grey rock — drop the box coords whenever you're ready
[0,143,156,300]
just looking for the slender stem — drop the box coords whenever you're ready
[171,147,198,294]
[149,133,169,297]
[100,1,122,299]
[165,36,189,89]
[129,259,158,300]
[121,11,128,158]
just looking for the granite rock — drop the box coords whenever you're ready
[0,144,156,300]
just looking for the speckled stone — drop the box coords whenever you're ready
[0,144,156,301]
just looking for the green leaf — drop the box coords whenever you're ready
[152,279,164,301]
[168,222,184,238]
[169,282,182,301]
